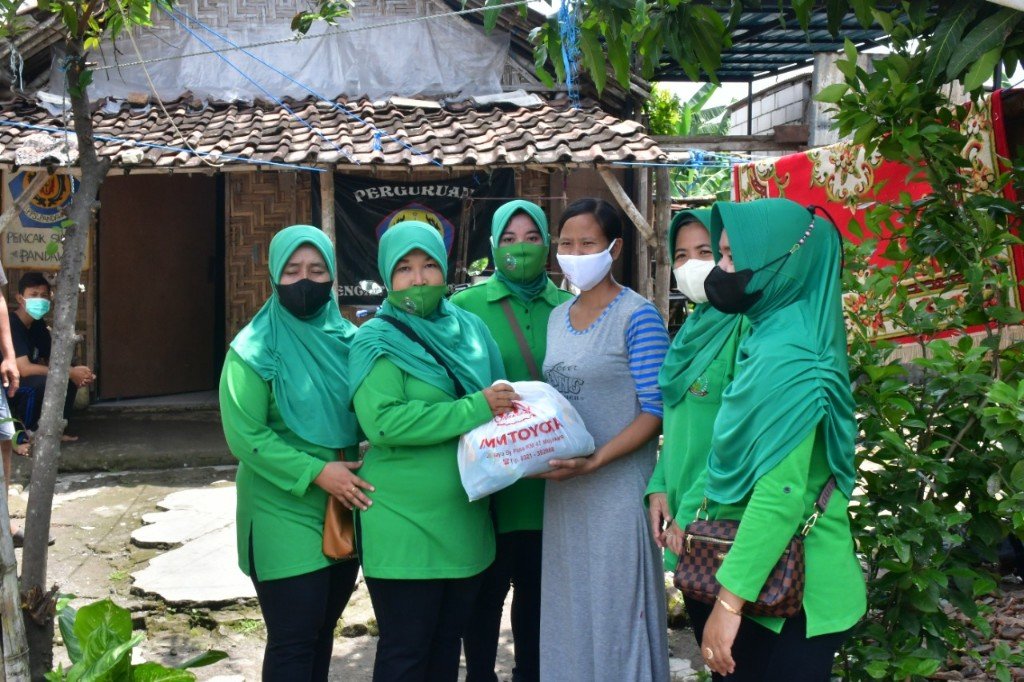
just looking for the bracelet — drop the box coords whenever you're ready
[717,596,742,616]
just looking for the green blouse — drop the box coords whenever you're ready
[352,357,497,579]
[645,321,746,572]
[450,276,573,533]
[219,348,358,581]
[710,427,866,637]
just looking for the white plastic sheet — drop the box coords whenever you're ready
[51,2,510,103]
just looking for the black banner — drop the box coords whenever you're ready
[320,171,515,304]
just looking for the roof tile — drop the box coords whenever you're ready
[0,95,664,168]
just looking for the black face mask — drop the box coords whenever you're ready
[705,246,798,314]
[275,279,334,319]
[707,209,828,315]
[704,266,761,314]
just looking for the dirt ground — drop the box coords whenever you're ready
[10,465,703,681]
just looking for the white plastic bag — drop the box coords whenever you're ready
[458,381,596,501]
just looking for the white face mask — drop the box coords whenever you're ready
[556,240,617,292]
[672,258,716,304]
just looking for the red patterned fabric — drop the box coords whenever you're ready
[732,90,1022,341]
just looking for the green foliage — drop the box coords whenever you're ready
[643,83,733,200]
[535,2,1024,97]
[46,599,227,682]
[820,8,1024,679]
[530,0,735,89]
[290,0,352,35]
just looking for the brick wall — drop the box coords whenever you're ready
[727,76,811,136]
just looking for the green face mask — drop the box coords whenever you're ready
[387,284,448,317]
[494,242,548,283]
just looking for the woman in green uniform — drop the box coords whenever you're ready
[349,221,517,682]
[220,225,369,682]
[695,199,866,680]
[451,199,572,682]
[645,208,745,571]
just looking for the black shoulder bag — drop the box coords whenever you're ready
[377,314,467,398]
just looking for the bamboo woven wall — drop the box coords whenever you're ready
[226,171,312,340]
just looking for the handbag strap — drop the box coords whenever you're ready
[377,314,467,398]
[692,475,838,536]
[801,475,837,536]
[498,298,543,381]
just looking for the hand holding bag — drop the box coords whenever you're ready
[322,454,358,560]
[673,476,836,618]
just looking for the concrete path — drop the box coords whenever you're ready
[10,464,703,680]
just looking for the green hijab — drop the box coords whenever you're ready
[705,199,856,502]
[490,200,551,301]
[230,225,358,448]
[349,221,505,397]
[658,209,743,407]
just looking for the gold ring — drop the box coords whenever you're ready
[704,647,714,661]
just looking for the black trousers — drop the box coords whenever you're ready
[365,572,485,682]
[685,597,852,682]
[11,375,77,437]
[464,530,542,682]
[250,556,360,682]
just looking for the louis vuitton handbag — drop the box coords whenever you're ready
[673,476,836,618]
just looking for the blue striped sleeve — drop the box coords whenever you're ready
[626,304,669,418]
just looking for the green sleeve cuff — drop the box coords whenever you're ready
[290,458,328,497]
[469,391,493,423]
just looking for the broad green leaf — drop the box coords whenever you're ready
[945,8,1022,81]
[962,47,1004,93]
[921,4,978,86]
[67,634,143,682]
[73,600,132,648]
[987,380,1020,406]
[578,28,606,94]
[132,663,196,682]
[607,35,630,89]
[59,605,82,664]
[175,650,229,670]
[972,574,997,597]
[483,0,502,34]
[814,83,849,104]
[1009,460,1024,492]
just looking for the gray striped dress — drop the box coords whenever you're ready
[540,287,670,682]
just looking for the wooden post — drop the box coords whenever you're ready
[0,170,52,236]
[653,167,672,321]
[319,169,335,245]
[597,167,656,247]
[635,167,652,300]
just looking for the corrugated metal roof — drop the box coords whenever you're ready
[656,6,888,83]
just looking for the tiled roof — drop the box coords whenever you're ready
[0,94,665,169]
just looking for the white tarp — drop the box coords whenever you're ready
[43,2,510,103]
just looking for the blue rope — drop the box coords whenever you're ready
[0,119,327,172]
[557,0,581,109]
[160,8,358,165]
[610,161,741,169]
[167,6,444,168]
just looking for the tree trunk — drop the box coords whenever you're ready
[0,457,29,681]
[20,44,110,680]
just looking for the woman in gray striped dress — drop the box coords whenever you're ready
[537,198,670,682]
